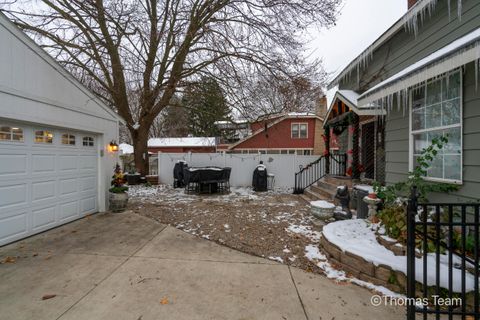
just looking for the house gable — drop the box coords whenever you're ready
[231,117,317,150]
[0,13,121,126]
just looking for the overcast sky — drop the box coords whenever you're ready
[306,0,408,79]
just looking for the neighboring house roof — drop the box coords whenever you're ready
[148,137,216,148]
[358,26,480,107]
[119,143,133,155]
[229,113,322,150]
[0,12,124,124]
[328,0,456,89]
[324,90,384,124]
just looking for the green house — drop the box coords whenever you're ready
[327,0,480,202]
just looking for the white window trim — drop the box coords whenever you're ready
[34,129,54,144]
[408,70,463,185]
[82,136,95,147]
[61,133,76,146]
[0,125,24,143]
[291,122,308,139]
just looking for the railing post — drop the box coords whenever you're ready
[326,154,330,175]
[406,186,418,320]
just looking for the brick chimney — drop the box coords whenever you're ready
[408,0,418,9]
[315,95,328,118]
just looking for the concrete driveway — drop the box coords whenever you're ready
[0,212,405,320]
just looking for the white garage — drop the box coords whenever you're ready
[0,13,122,246]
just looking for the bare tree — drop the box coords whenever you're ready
[241,74,325,120]
[1,0,341,174]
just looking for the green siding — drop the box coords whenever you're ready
[338,0,480,202]
[341,1,480,91]
[384,62,480,202]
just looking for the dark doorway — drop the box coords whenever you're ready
[361,122,375,179]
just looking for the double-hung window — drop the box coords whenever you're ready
[410,71,462,183]
[292,123,308,139]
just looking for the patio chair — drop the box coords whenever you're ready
[218,167,232,193]
[183,168,198,194]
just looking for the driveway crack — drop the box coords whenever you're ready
[288,266,309,320]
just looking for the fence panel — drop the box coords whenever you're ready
[157,152,320,189]
[406,187,480,320]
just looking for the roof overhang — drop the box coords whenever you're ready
[357,27,480,108]
[324,90,385,125]
[328,0,446,89]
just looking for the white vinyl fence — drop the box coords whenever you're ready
[157,152,320,189]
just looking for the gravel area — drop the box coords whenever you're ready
[128,185,324,272]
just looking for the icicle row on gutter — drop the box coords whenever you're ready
[330,0,466,90]
[359,42,480,114]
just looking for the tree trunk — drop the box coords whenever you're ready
[131,126,150,176]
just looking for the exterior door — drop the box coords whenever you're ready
[361,122,375,179]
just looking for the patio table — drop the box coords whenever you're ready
[184,167,231,194]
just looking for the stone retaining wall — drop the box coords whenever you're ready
[320,236,406,293]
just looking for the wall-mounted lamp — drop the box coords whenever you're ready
[109,140,119,152]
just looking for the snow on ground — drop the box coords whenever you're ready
[129,184,319,269]
[323,219,479,292]
[286,225,322,243]
[304,244,326,261]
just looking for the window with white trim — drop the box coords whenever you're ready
[292,123,308,139]
[35,130,53,144]
[410,71,462,182]
[83,136,94,147]
[0,126,23,142]
[61,133,76,145]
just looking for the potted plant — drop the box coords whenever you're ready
[109,163,129,212]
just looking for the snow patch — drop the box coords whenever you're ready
[323,219,478,292]
[310,200,335,209]
[268,256,284,263]
[286,225,322,242]
[304,245,326,261]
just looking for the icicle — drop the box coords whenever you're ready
[447,0,451,21]
[475,59,479,91]
[457,0,463,21]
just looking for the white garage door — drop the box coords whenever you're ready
[0,123,99,246]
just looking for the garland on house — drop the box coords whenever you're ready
[324,112,356,136]
[323,112,361,178]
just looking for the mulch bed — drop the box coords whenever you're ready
[128,185,323,272]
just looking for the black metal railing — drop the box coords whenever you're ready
[293,153,346,194]
[407,187,480,320]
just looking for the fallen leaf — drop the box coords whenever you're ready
[1,256,16,264]
[160,297,169,305]
[42,294,56,300]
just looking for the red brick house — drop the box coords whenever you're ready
[227,113,325,155]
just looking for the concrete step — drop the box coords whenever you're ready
[304,189,328,201]
[298,194,311,204]
[323,175,354,188]
[309,185,335,200]
[316,180,339,193]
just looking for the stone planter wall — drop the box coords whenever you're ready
[320,236,477,310]
[320,236,406,293]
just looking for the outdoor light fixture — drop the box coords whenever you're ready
[109,140,119,152]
